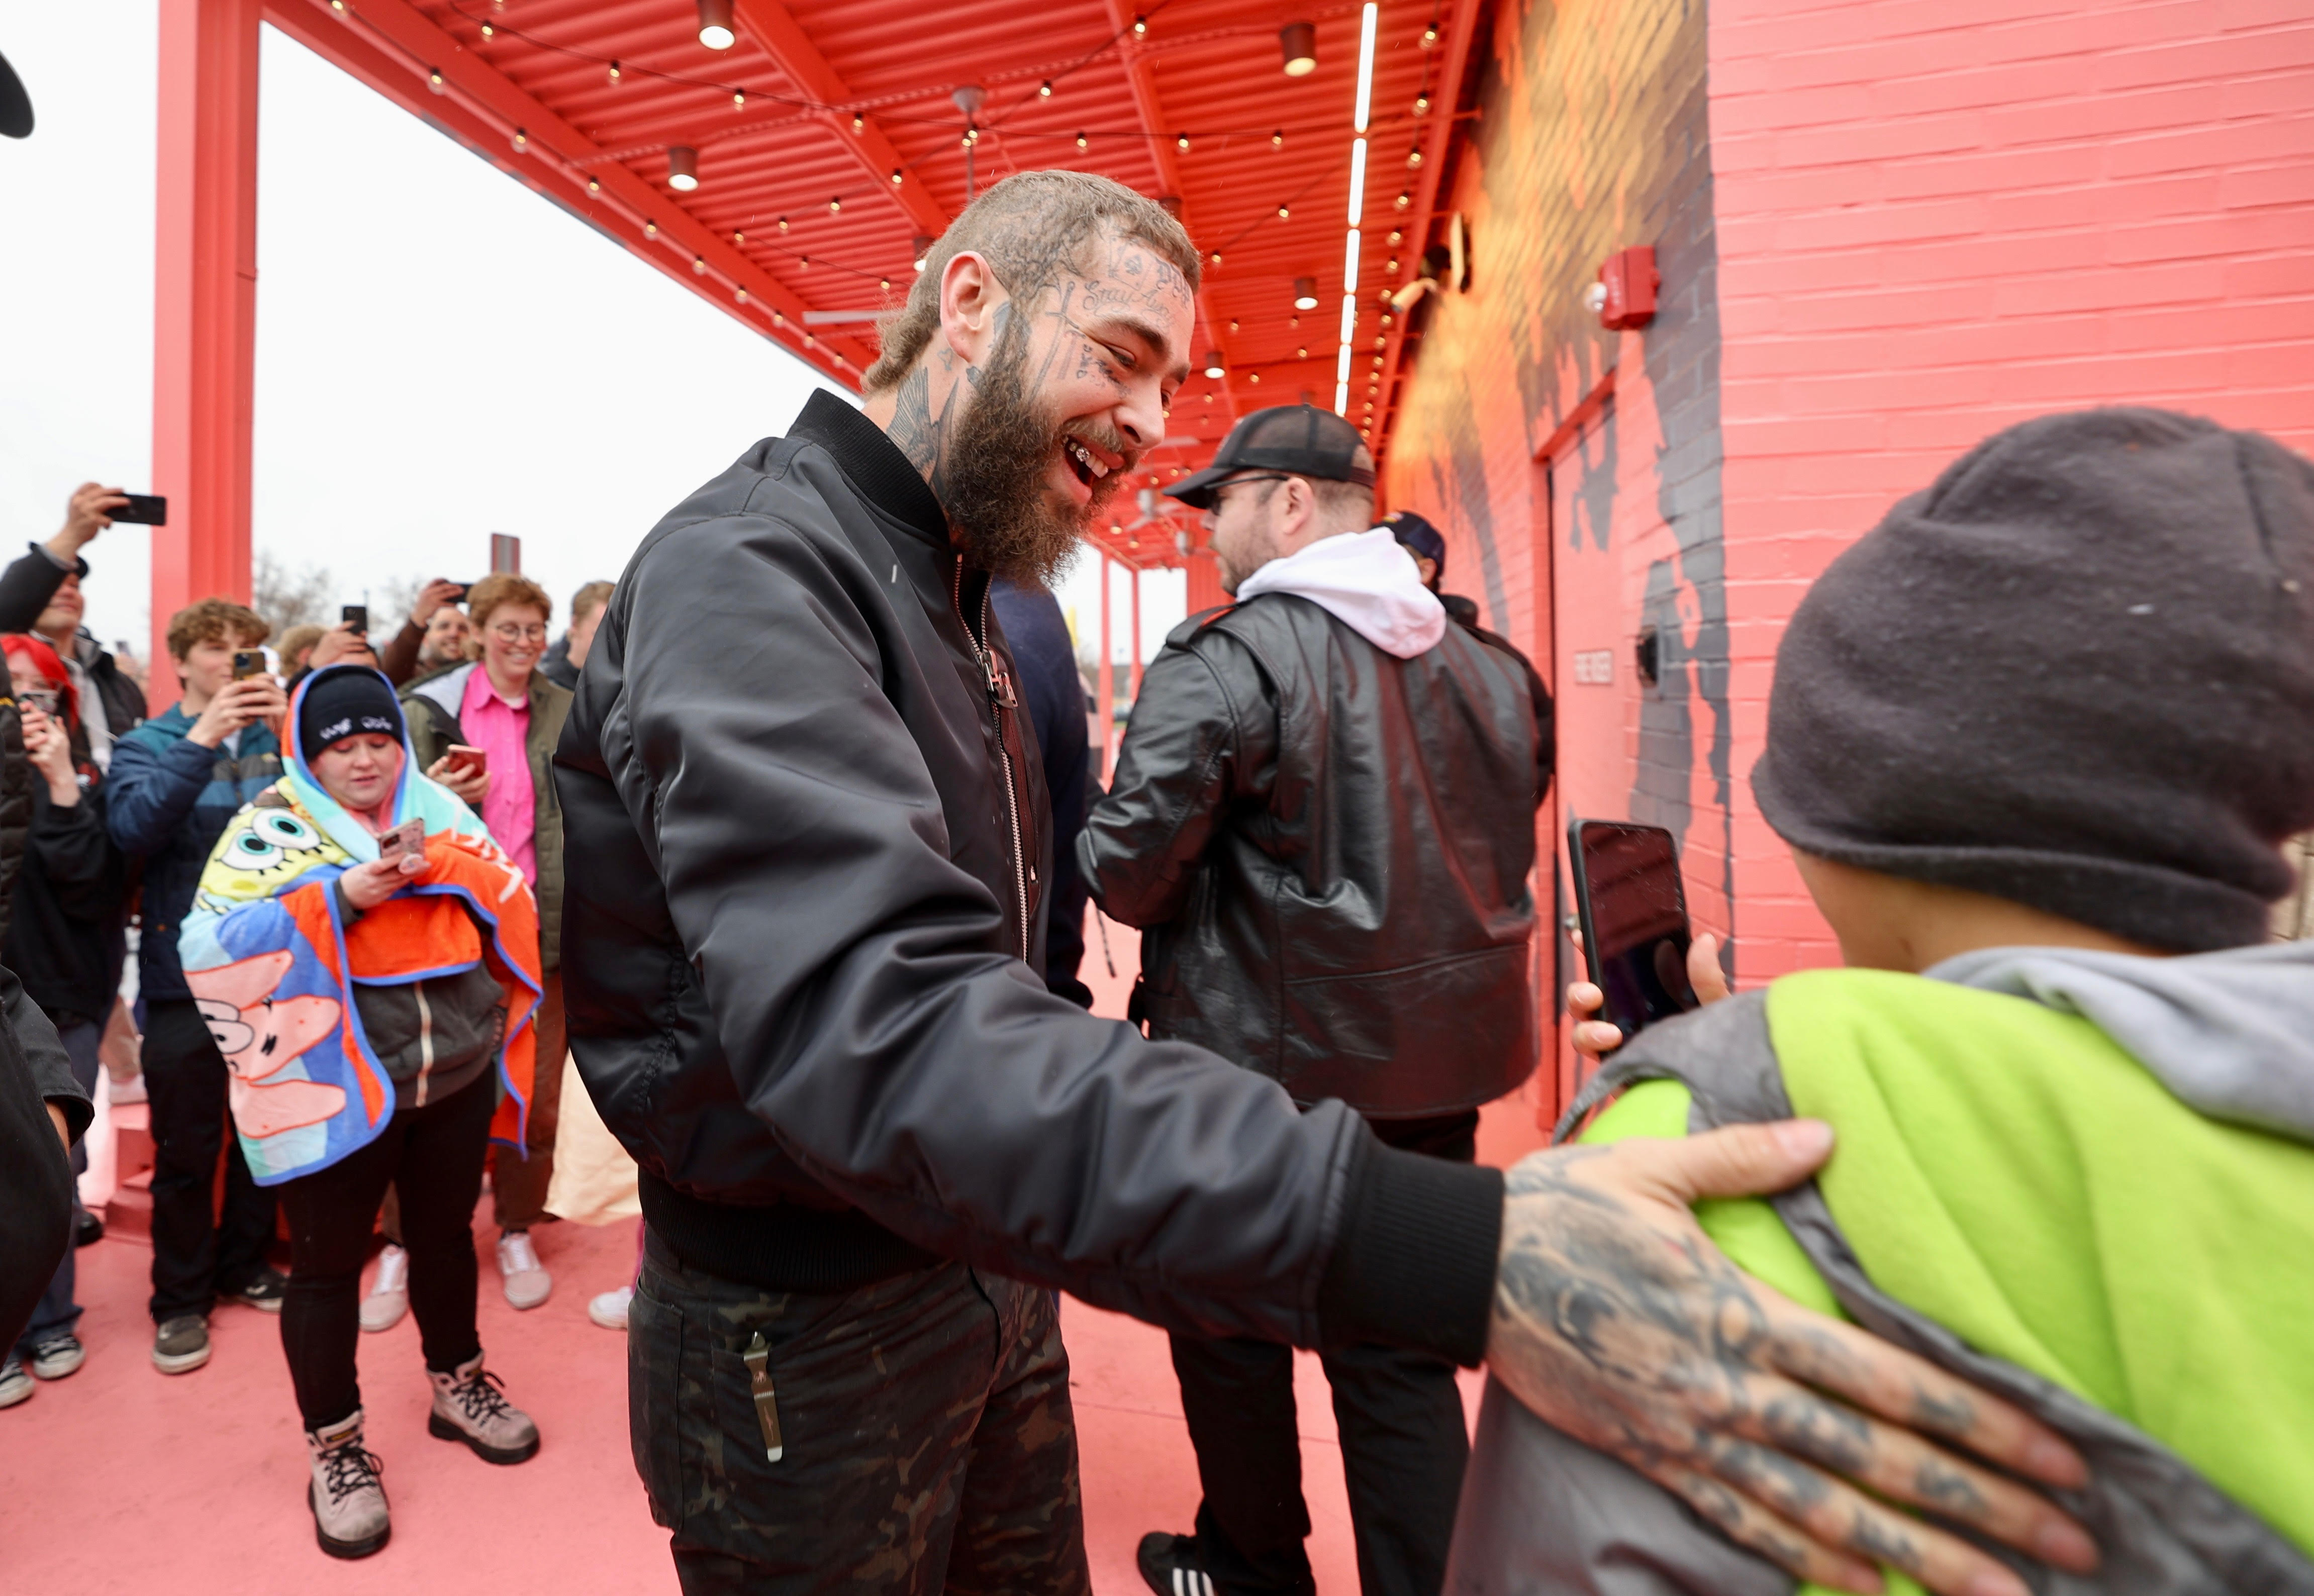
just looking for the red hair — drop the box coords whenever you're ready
[4,634,79,733]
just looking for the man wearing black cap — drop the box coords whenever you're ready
[561,172,2094,1596]
[0,482,153,764]
[1382,509,1482,630]
[1081,406,1551,1596]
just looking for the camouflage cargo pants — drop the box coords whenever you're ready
[631,1234,1091,1595]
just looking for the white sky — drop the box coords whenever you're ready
[0,8,1179,669]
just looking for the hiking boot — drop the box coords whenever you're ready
[360,1245,410,1333]
[306,1410,390,1558]
[428,1354,539,1464]
[0,1353,31,1409]
[587,1285,632,1331]
[28,1333,85,1380]
[1137,1532,1220,1596]
[234,1266,288,1313]
[152,1315,211,1374]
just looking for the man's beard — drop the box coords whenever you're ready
[940,335,1121,586]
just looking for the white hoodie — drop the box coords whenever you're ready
[1231,526,1448,659]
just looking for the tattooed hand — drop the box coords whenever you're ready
[1488,1122,2099,1596]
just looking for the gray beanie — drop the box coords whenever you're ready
[1752,407,2314,953]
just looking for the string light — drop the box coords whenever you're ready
[1414,93,1431,116]
[1272,130,1285,149]
[851,115,864,134]
[427,68,446,93]
[1406,144,1424,169]
[479,23,495,40]
[510,128,529,152]
[1176,133,1190,152]
[1277,204,1290,219]
[1395,191,1411,210]
[1422,22,1439,46]
[1247,372,1260,384]
[607,60,623,83]
[735,287,748,303]
[828,196,842,213]
[733,230,745,245]
[697,0,736,49]
[1228,319,1239,332]
[1039,79,1053,97]
[890,168,904,185]
[880,277,891,291]
[692,256,707,274]
[1388,229,1403,245]
[798,254,810,267]
[777,216,790,233]
[1075,131,1088,149]
[643,220,659,238]
[733,90,746,109]
[1297,346,1308,358]
[1132,13,1147,34]
[587,177,600,193]
[774,310,785,326]
[1386,257,1399,273]
[1209,251,1222,266]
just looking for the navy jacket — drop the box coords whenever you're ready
[989,577,1093,1008]
[106,707,283,1002]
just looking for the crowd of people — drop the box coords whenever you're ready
[5,166,2310,1596]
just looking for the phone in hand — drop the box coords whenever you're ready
[109,493,168,526]
[1568,818,1702,1039]
[341,604,368,634]
[375,818,425,868]
[441,744,488,778]
[231,649,269,682]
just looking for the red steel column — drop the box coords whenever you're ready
[151,0,261,712]
[1096,554,1115,780]
[1128,565,1142,700]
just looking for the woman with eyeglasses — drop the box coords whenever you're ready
[2,633,128,1405]
[380,573,572,1323]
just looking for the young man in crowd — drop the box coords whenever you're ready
[559,170,2094,1596]
[1459,409,2314,1592]
[106,598,290,1375]
[379,577,474,686]
[0,482,150,763]
[541,579,613,689]
[1081,406,1552,1596]
[1382,508,1482,631]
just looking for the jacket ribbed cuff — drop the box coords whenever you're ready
[1316,1135,1504,1366]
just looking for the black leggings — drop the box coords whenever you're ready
[275,1071,497,1431]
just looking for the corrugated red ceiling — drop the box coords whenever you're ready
[281,0,1475,567]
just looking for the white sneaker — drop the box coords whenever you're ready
[359,1246,410,1333]
[497,1232,552,1310]
[587,1285,632,1331]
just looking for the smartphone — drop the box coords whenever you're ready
[446,583,470,603]
[441,744,488,777]
[231,648,268,681]
[1568,818,1702,1039]
[375,818,425,865]
[341,604,368,634]
[109,493,168,526]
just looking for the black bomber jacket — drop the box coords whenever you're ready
[553,392,1504,1360]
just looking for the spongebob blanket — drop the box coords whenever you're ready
[178,670,541,1185]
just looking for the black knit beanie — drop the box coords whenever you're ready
[1752,407,2314,952]
[298,666,406,766]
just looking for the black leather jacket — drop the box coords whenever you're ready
[553,393,1503,1360]
[1083,594,1553,1115]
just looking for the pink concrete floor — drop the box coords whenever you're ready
[1,912,1526,1591]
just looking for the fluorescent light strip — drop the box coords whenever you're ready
[1347,138,1368,226]
[1337,293,1357,345]
[1342,229,1362,293]
[1335,379,1351,414]
[1353,3,1378,132]
[1336,344,1353,382]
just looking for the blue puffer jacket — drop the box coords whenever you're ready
[106,706,283,1002]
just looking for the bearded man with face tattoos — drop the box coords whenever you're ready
[555,172,2099,1596]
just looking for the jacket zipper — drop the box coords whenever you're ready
[953,560,1031,962]
[413,979,436,1106]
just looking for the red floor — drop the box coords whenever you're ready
[1,913,1525,1591]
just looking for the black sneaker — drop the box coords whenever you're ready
[28,1333,85,1380]
[0,1352,31,1409]
[152,1315,211,1374]
[234,1267,288,1314]
[1137,1532,1219,1596]
[75,1211,104,1248]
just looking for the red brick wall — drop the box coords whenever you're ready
[1387,0,2314,1019]
[1711,0,2314,977]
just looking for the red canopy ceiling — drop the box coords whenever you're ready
[265,0,1480,567]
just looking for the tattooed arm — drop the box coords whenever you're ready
[1487,1124,2098,1596]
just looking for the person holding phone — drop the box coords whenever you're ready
[1080,405,1559,1596]
[0,481,153,769]
[106,598,290,1376]
[393,572,569,1314]
[1,635,126,1401]
[180,663,546,1557]
[378,578,474,687]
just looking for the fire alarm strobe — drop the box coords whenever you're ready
[1592,246,1659,330]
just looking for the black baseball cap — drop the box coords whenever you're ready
[1167,405,1377,510]
[1382,510,1447,574]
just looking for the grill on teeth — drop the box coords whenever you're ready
[1067,439,1109,479]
